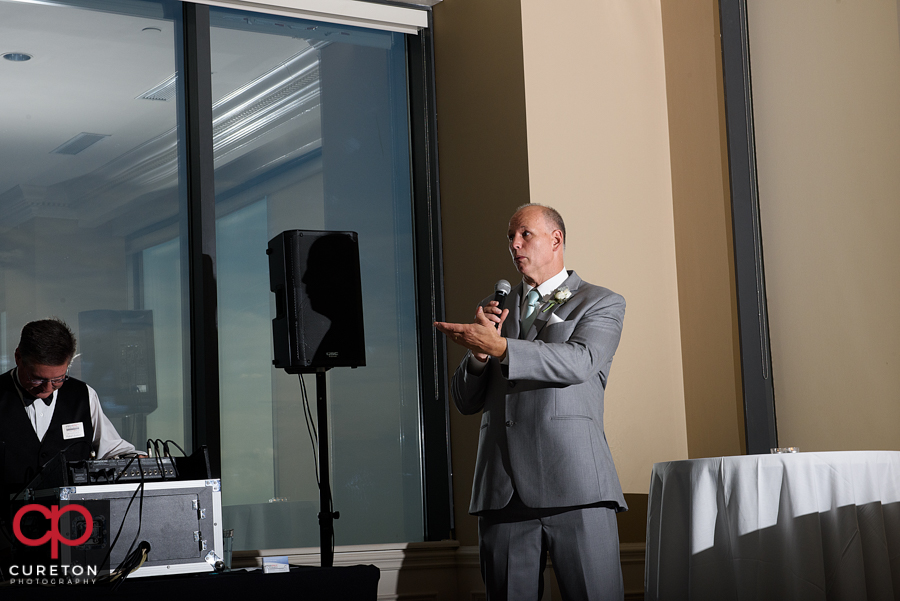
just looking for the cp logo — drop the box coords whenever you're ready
[13,504,94,559]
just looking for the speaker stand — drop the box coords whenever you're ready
[312,370,339,567]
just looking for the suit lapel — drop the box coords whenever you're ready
[526,271,583,341]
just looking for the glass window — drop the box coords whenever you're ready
[0,0,190,450]
[0,0,432,551]
[209,9,423,548]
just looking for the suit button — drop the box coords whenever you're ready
[505,421,514,427]
[508,381,516,388]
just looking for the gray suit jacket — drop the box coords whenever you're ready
[452,271,627,514]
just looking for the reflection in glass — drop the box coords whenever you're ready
[211,9,423,548]
[302,232,365,367]
[0,0,190,451]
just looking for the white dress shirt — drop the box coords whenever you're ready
[520,267,570,316]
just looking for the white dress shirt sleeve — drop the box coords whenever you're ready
[89,385,139,458]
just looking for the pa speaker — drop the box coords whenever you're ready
[77,310,158,417]
[267,230,366,373]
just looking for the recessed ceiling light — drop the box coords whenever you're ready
[142,27,161,33]
[3,52,33,62]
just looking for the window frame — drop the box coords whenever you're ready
[718,0,778,454]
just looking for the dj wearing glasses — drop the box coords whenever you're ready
[0,318,138,493]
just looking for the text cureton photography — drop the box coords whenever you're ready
[6,562,99,585]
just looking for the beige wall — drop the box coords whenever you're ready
[434,0,705,544]
[659,0,745,458]
[748,0,900,451]
[518,0,689,492]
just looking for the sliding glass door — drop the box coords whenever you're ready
[0,0,441,550]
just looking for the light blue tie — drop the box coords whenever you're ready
[521,289,541,334]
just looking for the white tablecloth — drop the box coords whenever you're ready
[645,451,900,601]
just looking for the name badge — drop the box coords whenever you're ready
[63,422,85,440]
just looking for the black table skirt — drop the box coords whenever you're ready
[3,565,380,600]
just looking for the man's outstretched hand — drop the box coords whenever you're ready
[435,304,509,362]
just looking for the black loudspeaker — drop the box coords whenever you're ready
[77,310,158,417]
[267,230,366,373]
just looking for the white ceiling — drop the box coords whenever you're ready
[0,0,325,235]
[0,2,180,192]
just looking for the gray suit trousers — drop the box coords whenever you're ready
[478,495,624,601]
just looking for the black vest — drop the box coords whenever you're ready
[0,370,94,493]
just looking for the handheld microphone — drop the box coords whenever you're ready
[493,280,511,309]
[492,280,511,329]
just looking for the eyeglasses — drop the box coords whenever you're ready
[25,375,69,387]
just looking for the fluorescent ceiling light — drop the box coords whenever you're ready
[51,133,110,155]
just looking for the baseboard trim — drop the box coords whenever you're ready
[233,540,646,600]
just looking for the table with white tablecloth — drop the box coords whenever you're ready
[645,451,900,601]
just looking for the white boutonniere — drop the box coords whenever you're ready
[541,285,572,313]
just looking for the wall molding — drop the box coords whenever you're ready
[620,542,646,601]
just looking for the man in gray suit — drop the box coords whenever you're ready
[435,204,626,601]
